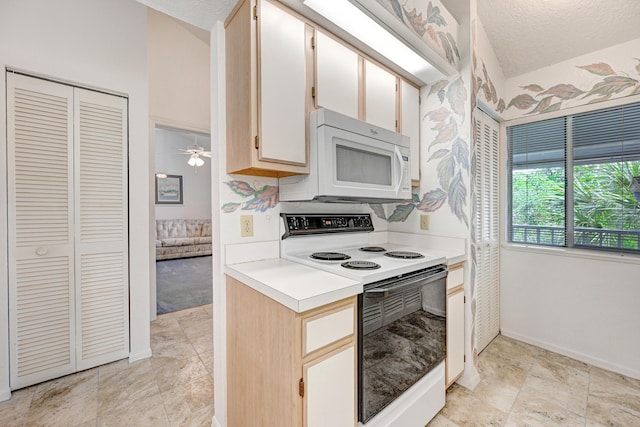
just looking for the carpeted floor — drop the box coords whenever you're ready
[156,255,213,314]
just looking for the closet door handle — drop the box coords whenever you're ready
[35,247,48,256]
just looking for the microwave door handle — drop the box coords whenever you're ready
[393,146,404,194]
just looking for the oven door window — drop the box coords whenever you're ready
[360,270,447,423]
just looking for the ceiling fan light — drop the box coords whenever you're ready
[195,157,205,167]
[188,156,197,166]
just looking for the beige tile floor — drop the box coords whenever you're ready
[0,304,214,427]
[2,305,639,427]
[428,335,640,427]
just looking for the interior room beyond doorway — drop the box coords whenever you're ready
[154,126,212,315]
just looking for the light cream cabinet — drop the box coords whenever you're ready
[314,42,420,182]
[364,59,398,131]
[227,276,356,427]
[225,0,312,177]
[314,30,359,119]
[400,80,421,183]
[225,0,422,180]
[446,263,465,387]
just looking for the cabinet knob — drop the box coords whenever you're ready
[35,247,48,256]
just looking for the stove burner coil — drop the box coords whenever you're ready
[341,260,381,270]
[384,251,425,259]
[310,252,351,261]
[359,246,387,253]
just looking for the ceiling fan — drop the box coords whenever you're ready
[179,135,211,168]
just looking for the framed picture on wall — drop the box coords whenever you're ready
[155,174,183,204]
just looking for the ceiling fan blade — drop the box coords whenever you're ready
[201,152,212,157]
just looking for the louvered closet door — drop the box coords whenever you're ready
[7,73,76,388]
[74,88,129,370]
[475,109,500,352]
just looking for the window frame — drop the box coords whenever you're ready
[505,97,640,256]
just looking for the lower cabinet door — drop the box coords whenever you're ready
[304,343,355,427]
[446,288,465,386]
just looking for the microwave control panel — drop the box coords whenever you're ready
[402,154,411,192]
[280,213,373,238]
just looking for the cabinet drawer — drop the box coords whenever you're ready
[303,304,354,356]
[447,267,464,291]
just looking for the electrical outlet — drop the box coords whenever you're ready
[420,214,430,230]
[240,215,254,237]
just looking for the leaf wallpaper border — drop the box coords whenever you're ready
[506,60,640,115]
[376,0,461,67]
[372,77,470,227]
[221,180,279,213]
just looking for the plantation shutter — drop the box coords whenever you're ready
[74,88,129,369]
[7,73,76,388]
[475,109,500,352]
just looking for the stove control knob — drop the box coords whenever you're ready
[302,218,309,229]
[364,217,371,226]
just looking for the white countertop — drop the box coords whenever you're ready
[444,250,466,266]
[224,258,361,313]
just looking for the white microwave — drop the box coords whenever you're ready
[279,108,412,203]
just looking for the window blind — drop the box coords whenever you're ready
[508,117,566,169]
[507,100,640,254]
[573,102,640,164]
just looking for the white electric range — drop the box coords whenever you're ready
[280,213,447,427]
[280,214,446,284]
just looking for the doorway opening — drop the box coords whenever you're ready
[154,125,212,315]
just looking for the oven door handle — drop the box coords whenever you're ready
[364,270,448,298]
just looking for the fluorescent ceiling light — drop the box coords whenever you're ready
[302,0,436,79]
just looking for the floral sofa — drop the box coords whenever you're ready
[155,219,212,261]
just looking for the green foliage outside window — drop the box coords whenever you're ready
[511,161,640,250]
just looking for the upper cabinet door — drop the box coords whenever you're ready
[401,81,420,183]
[364,60,397,132]
[315,31,359,119]
[258,0,307,166]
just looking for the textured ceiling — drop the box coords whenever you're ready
[477,0,640,77]
[139,0,640,80]
[136,0,235,31]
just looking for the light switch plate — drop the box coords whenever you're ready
[240,215,254,237]
[420,214,430,230]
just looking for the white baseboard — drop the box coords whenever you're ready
[500,328,640,380]
[0,387,11,402]
[128,348,152,363]
[456,368,480,391]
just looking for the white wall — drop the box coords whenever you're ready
[155,128,212,220]
[474,16,507,118]
[0,0,151,399]
[501,248,640,378]
[148,8,210,130]
[503,37,640,121]
[500,36,640,380]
